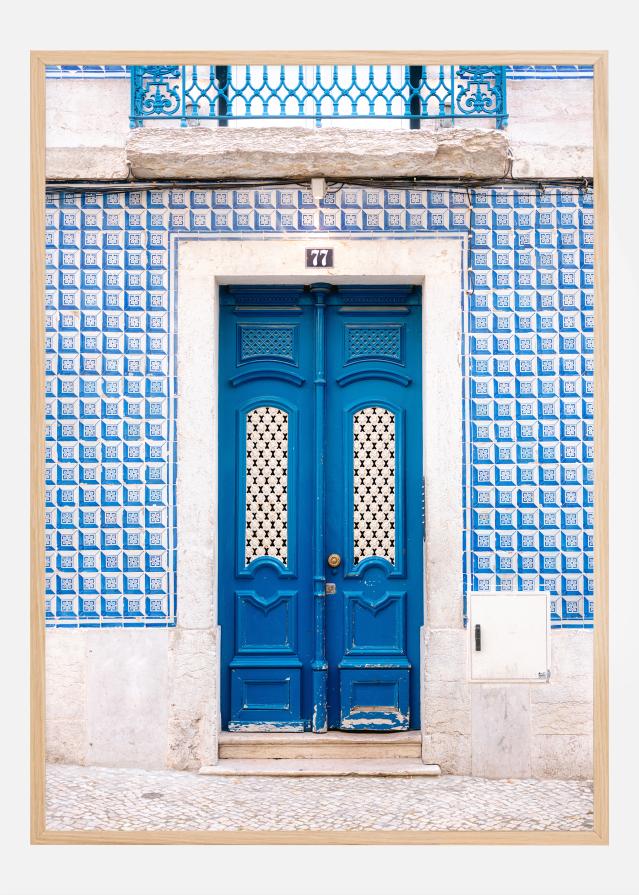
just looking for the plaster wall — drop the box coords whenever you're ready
[45,231,594,776]
[46,79,131,148]
[46,79,130,179]
[506,78,593,145]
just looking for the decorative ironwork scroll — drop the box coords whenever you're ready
[130,65,507,128]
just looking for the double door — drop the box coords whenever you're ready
[218,284,423,731]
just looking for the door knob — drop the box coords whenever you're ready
[327,553,341,568]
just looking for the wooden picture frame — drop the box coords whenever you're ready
[30,49,608,844]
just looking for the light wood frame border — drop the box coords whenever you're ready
[30,49,608,845]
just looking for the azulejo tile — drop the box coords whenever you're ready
[45,186,594,627]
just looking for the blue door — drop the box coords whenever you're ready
[219,284,423,731]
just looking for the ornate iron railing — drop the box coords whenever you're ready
[130,65,508,128]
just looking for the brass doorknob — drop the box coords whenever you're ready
[327,553,341,568]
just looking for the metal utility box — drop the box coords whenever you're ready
[468,591,551,683]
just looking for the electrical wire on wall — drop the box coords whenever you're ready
[45,176,593,198]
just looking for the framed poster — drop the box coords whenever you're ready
[30,49,608,846]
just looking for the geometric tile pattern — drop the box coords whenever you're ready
[353,407,396,565]
[45,184,594,627]
[45,65,129,78]
[245,406,289,566]
[45,64,594,81]
[466,187,594,627]
[45,190,175,627]
[506,65,593,80]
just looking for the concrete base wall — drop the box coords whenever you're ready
[46,626,593,778]
[46,627,219,771]
[421,628,592,778]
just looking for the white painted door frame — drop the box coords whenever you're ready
[173,233,465,762]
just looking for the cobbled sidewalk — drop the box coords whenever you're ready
[46,763,593,832]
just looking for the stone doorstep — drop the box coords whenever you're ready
[219,731,423,760]
[219,731,422,743]
[199,759,441,777]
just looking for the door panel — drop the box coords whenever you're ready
[219,285,423,731]
[325,296,423,730]
[219,288,314,730]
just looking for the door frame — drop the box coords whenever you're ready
[173,234,464,761]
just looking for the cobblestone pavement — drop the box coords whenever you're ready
[46,764,593,832]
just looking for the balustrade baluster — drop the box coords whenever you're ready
[129,64,507,128]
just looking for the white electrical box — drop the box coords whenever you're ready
[468,591,551,682]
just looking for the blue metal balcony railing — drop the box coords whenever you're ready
[130,65,508,129]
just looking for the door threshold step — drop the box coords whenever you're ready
[219,731,421,744]
[218,730,423,760]
[199,759,441,777]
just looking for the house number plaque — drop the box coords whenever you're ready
[305,248,334,268]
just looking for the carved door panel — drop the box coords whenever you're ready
[219,287,315,730]
[325,291,423,729]
[219,285,423,731]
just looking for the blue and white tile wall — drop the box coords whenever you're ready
[45,190,176,628]
[45,65,594,80]
[45,185,594,628]
[466,188,594,628]
[506,65,593,79]
[45,65,129,78]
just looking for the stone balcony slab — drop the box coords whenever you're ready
[44,129,593,183]
[126,126,511,180]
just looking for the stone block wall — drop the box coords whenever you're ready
[422,629,592,777]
